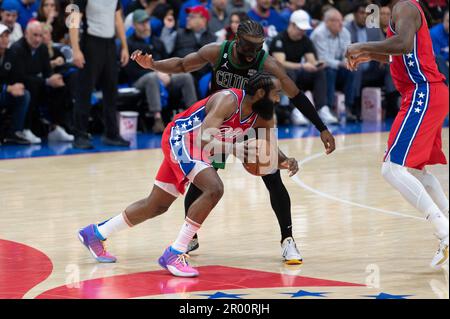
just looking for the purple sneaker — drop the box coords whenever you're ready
[158,247,199,277]
[78,224,117,263]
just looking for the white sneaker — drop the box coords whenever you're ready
[281,237,303,265]
[430,236,449,269]
[20,129,42,144]
[318,106,339,124]
[48,126,74,142]
[291,108,309,126]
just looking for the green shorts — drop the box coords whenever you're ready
[211,153,228,170]
[212,161,226,170]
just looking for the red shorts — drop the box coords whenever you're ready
[155,123,211,197]
[384,82,448,170]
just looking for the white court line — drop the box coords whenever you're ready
[291,144,425,221]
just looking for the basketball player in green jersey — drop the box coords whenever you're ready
[131,20,336,264]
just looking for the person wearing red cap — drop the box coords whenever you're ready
[177,0,210,30]
[168,5,216,82]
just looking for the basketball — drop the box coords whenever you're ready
[242,139,278,176]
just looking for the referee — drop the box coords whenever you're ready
[70,0,130,149]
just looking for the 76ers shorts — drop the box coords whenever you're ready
[384,82,448,170]
[155,124,211,197]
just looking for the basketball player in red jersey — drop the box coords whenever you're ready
[78,73,299,277]
[346,0,449,268]
[131,20,336,264]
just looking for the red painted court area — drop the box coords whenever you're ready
[0,239,363,299]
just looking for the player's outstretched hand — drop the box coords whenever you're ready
[280,158,299,177]
[320,130,336,155]
[345,43,365,71]
[130,50,155,69]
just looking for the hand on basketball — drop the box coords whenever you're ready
[320,130,336,154]
[243,140,258,161]
[280,158,299,177]
[232,139,258,163]
[130,50,155,70]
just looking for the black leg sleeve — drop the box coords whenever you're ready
[261,170,293,242]
[184,183,203,239]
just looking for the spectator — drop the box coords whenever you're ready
[247,0,287,38]
[159,8,177,54]
[70,0,130,149]
[270,9,335,125]
[10,21,68,143]
[172,5,216,81]
[165,0,183,18]
[208,0,229,34]
[125,9,197,133]
[430,9,449,84]
[6,0,40,30]
[0,23,30,144]
[124,0,168,37]
[37,0,68,44]
[346,2,398,119]
[280,0,306,22]
[226,0,250,14]
[224,11,248,41]
[311,7,357,122]
[41,22,76,141]
[379,5,391,37]
[178,0,210,29]
[0,0,23,46]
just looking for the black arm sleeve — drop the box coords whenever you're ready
[290,91,328,132]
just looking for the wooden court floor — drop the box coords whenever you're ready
[0,130,448,299]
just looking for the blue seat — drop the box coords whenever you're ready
[198,72,212,99]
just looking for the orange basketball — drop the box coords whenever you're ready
[242,139,278,176]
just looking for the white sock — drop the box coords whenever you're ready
[382,161,449,239]
[171,218,201,253]
[409,168,449,215]
[96,212,132,240]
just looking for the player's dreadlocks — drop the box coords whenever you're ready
[237,20,265,39]
[245,72,275,96]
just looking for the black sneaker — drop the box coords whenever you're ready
[101,135,130,147]
[73,136,94,149]
[3,132,31,145]
[186,237,199,253]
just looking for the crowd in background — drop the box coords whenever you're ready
[0,0,448,148]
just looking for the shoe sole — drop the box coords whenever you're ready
[284,259,303,266]
[3,139,31,145]
[431,246,449,269]
[158,254,198,277]
[167,265,199,277]
[78,231,116,263]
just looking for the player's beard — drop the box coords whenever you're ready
[236,48,256,65]
[252,94,275,121]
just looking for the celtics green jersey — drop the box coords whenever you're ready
[211,40,268,93]
[210,40,267,169]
